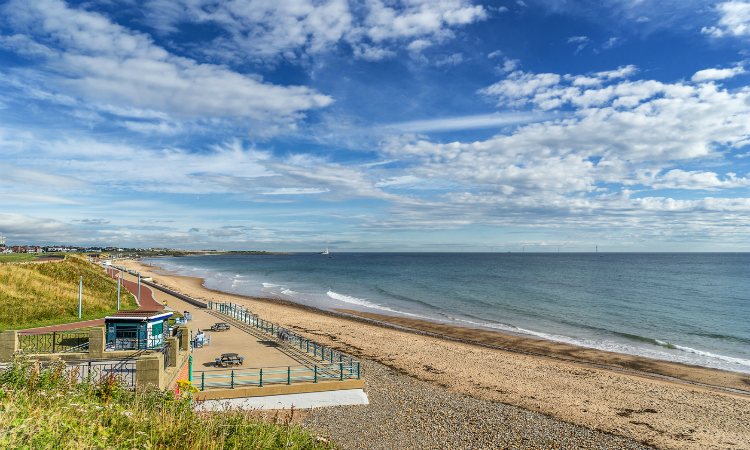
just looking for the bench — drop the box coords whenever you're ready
[215,353,243,367]
[210,323,230,332]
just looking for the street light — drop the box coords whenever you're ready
[117,269,121,311]
[78,276,82,318]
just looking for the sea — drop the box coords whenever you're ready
[144,252,750,375]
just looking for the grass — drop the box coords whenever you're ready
[0,354,335,449]
[0,257,138,332]
[0,254,41,263]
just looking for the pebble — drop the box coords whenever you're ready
[305,360,652,449]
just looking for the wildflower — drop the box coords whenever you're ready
[122,411,133,417]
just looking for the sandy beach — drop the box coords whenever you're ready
[123,259,750,450]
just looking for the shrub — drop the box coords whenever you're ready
[0,353,336,449]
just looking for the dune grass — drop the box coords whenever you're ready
[0,257,138,331]
[0,354,335,449]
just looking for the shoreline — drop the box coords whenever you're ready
[128,260,750,450]
[145,260,750,393]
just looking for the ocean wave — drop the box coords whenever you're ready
[672,344,750,368]
[327,291,385,310]
[326,290,426,319]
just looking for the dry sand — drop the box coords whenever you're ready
[122,260,750,450]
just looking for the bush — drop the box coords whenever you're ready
[0,353,336,449]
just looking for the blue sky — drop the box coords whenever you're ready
[1,0,749,251]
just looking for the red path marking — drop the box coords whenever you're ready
[110,268,164,311]
[19,267,165,333]
[20,319,105,334]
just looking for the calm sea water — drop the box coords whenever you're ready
[145,253,750,374]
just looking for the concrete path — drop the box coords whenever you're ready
[108,269,307,373]
[196,389,369,411]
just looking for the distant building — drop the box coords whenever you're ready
[0,236,5,246]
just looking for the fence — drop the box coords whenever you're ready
[195,361,360,391]
[65,359,137,387]
[106,330,167,351]
[159,344,171,370]
[18,332,89,354]
[208,301,358,367]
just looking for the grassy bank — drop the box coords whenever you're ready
[0,257,138,331]
[0,355,334,449]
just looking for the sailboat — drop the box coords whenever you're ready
[319,247,329,255]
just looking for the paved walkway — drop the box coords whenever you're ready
[111,268,164,311]
[20,262,320,375]
[111,265,308,372]
[20,318,106,334]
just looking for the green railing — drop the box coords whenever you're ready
[195,362,360,391]
[208,301,358,367]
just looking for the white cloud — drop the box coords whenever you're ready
[434,53,463,67]
[1,131,275,195]
[603,37,620,49]
[567,36,588,43]
[702,1,750,38]
[1,0,333,122]
[647,170,750,190]
[0,193,84,204]
[345,66,750,235]
[488,50,503,58]
[691,65,746,82]
[497,57,519,73]
[0,213,84,240]
[143,0,487,63]
[595,65,638,80]
[383,112,552,133]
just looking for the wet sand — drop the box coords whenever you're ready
[123,260,750,450]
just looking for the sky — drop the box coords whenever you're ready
[1,0,749,252]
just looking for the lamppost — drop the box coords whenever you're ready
[138,273,141,304]
[117,269,121,311]
[78,276,82,318]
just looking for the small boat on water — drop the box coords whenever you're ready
[319,247,329,255]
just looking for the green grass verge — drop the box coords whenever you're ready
[0,257,138,332]
[0,254,40,263]
[0,354,335,449]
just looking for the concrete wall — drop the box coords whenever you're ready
[0,330,18,362]
[135,347,191,390]
[194,379,365,401]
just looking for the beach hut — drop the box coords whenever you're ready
[104,310,173,350]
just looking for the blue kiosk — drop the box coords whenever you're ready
[105,310,173,350]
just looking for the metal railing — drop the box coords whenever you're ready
[159,344,171,370]
[18,332,89,354]
[66,359,137,388]
[106,330,167,351]
[208,301,359,367]
[195,361,360,391]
